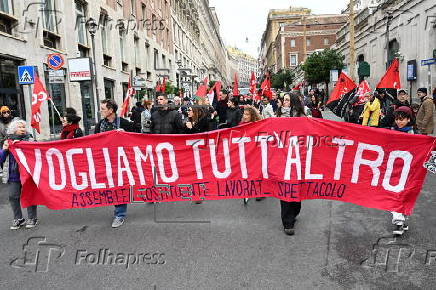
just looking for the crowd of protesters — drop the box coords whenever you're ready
[0,84,434,236]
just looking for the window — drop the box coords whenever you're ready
[154,48,159,69]
[119,29,126,62]
[152,14,157,35]
[324,38,329,45]
[141,4,146,21]
[75,1,87,46]
[290,39,295,48]
[42,0,58,33]
[104,78,115,100]
[134,37,140,67]
[130,0,136,16]
[306,38,311,47]
[0,0,12,14]
[145,42,150,70]
[162,54,166,69]
[290,54,298,66]
[100,13,111,55]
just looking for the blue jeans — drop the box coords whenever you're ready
[114,204,127,218]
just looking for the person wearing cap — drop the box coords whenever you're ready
[60,107,84,139]
[416,88,434,135]
[389,106,414,235]
[0,106,18,146]
[379,89,411,128]
[361,92,381,127]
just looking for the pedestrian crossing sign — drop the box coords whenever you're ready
[18,66,35,84]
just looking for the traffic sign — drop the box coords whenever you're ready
[133,76,147,89]
[421,58,436,66]
[48,69,65,83]
[47,53,65,70]
[18,66,35,84]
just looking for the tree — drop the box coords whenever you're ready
[271,69,294,90]
[301,48,345,90]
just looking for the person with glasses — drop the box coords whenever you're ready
[0,106,18,147]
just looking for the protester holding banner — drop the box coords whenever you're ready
[389,106,415,235]
[95,99,133,228]
[361,92,381,127]
[150,94,184,134]
[60,108,83,139]
[240,105,262,124]
[416,88,435,135]
[279,92,307,236]
[184,107,209,134]
[0,119,38,230]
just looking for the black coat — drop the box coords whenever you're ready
[226,107,242,128]
[184,116,209,134]
[151,109,184,134]
[379,99,411,128]
[216,100,228,124]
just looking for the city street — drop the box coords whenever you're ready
[0,111,435,290]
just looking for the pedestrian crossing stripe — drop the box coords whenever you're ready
[20,70,33,83]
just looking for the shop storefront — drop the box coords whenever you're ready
[0,55,25,119]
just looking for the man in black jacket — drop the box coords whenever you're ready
[225,97,242,128]
[94,99,133,228]
[379,89,411,128]
[151,94,184,134]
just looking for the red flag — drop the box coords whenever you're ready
[326,72,357,104]
[354,80,371,105]
[161,77,166,93]
[376,58,401,89]
[120,78,135,117]
[155,79,161,92]
[292,82,303,90]
[249,72,257,95]
[261,73,272,99]
[31,75,51,134]
[214,81,222,96]
[233,73,239,96]
[195,77,208,97]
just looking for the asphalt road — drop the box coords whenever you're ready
[0,111,435,290]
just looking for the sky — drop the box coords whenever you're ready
[209,0,349,58]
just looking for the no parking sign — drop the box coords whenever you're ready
[47,53,64,70]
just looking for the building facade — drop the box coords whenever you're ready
[0,0,229,140]
[275,15,348,71]
[259,7,311,75]
[171,0,230,96]
[227,47,259,87]
[335,0,436,94]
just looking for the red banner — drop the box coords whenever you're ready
[11,118,435,215]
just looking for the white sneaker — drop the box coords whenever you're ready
[111,217,125,228]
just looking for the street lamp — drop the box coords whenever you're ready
[86,17,101,121]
